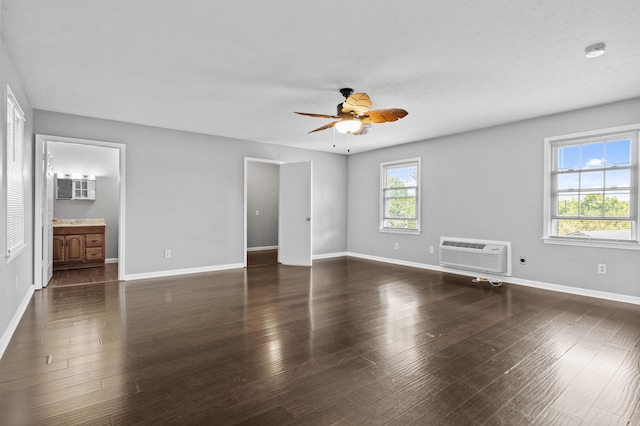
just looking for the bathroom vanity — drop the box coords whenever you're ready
[53,219,106,270]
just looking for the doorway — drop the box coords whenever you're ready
[244,158,312,268]
[34,135,126,289]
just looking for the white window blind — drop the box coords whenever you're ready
[6,85,26,258]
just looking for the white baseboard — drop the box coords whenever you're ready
[0,285,35,360]
[105,258,118,264]
[124,263,245,281]
[313,251,347,260]
[346,252,640,306]
[247,246,278,252]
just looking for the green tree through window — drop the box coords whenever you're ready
[381,159,420,232]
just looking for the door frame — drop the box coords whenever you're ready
[34,134,126,289]
[243,157,283,267]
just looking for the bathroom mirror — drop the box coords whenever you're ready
[56,174,96,200]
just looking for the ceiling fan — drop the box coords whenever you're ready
[295,88,408,135]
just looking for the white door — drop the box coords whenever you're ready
[278,161,312,266]
[43,150,55,287]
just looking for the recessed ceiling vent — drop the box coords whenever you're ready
[439,237,510,275]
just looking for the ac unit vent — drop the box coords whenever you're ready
[439,237,509,275]
[441,241,487,250]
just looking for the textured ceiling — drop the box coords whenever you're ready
[2,0,640,154]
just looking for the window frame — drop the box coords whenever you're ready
[543,123,640,250]
[380,157,421,234]
[5,85,27,262]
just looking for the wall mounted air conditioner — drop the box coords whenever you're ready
[439,237,510,275]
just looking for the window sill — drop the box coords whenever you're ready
[6,243,27,263]
[542,237,640,251]
[379,228,421,235]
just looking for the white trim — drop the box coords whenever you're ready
[105,258,119,264]
[542,236,640,250]
[507,276,640,306]
[313,251,347,260]
[34,135,126,289]
[247,246,278,252]
[5,243,26,264]
[0,285,34,360]
[124,263,244,281]
[346,251,640,306]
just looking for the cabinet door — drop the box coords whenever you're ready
[65,235,85,262]
[52,236,66,263]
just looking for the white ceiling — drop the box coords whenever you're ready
[2,1,639,155]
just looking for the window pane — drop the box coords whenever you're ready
[386,165,417,188]
[385,188,416,197]
[557,195,578,216]
[557,173,579,191]
[582,143,605,169]
[605,169,630,189]
[606,138,631,167]
[557,145,580,171]
[385,197,416,219]
[557,219,632,240]
[604,190,630,217]
[579,193,604,217]
[581,170,604,189]
[384,219,417,229]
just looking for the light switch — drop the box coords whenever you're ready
[255,210,259,215]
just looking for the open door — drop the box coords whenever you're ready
[278,161,312,266]
[43,150,55,287]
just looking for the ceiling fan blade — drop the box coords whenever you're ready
[295,112,341,119]
[308,121,339,133]
[366,108,409,123]
[342,93,371,116]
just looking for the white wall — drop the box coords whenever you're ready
[247,161,279,248]
[348,97,640,299]
[0,39,35,358]
[33,110,348,277]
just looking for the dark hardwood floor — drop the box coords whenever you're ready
[247,249,278,267]
[48,263,119,288]
[1,257,639,425]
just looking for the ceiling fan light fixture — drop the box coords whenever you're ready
[585,43,606,58]
[335,119,362,134]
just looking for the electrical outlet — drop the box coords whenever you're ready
[394,242,399,249]
[255,210,259,216]
[429,246,434,254]
[519,256,526,265]
[598,263,607,274]
[164,249,171,258]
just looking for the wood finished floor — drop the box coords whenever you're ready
[1,257,639,425]
[48,263,119,288]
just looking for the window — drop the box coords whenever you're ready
[543,124,640,249]
[5,85,26,261]
[380,158,421,233]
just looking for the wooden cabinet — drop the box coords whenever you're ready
[53,225,105,270]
